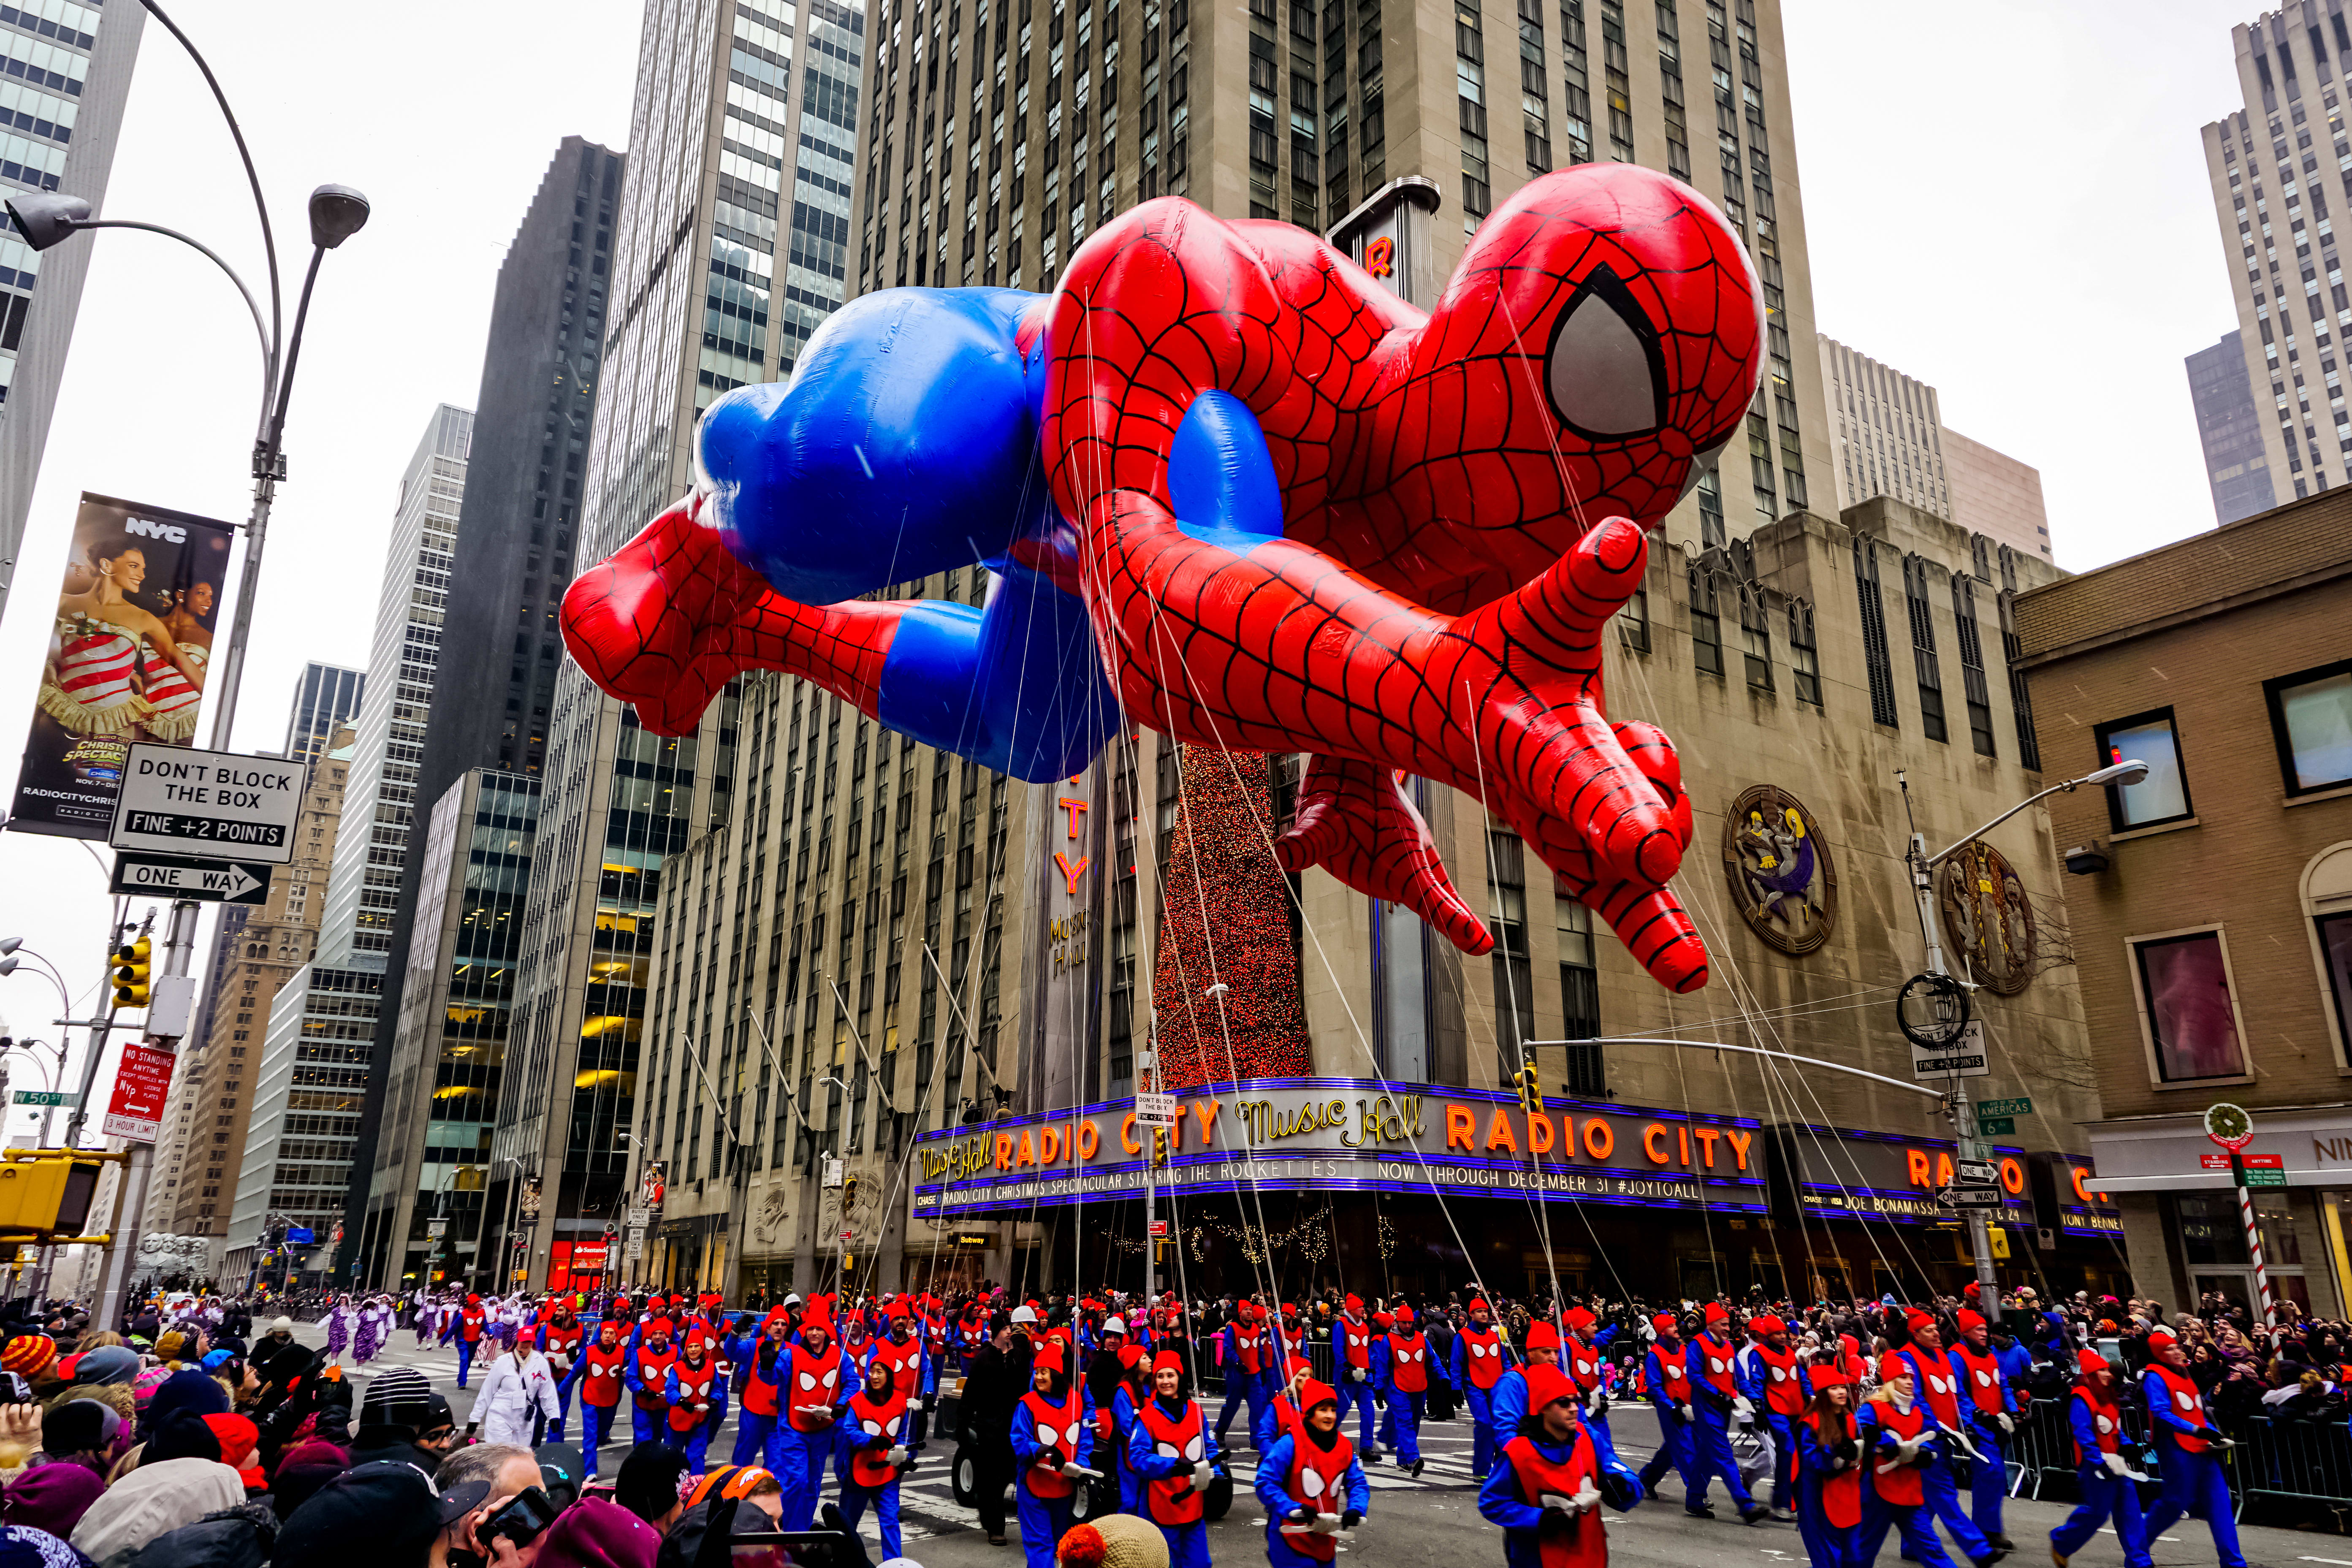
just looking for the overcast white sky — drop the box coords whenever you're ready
[0,0,2256,1134]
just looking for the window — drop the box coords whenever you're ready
[1555,879,1597,1042]
[1618,584,1649,653]
[2095,708,2193,830]
[1689,567,1723,677]
[2131,929,2249,1083]
[2318,909,2352,1065]
[1853,539,1898,727]
[1739,587,1773,692]
[1788,600,1820,706]
[2264,657,2352,794]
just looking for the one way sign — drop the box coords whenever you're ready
[110,851,273,904]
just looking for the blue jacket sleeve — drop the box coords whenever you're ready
[2069,1397,2102,1455]
[1370,1340,1393,1389]
[625,1351,651,1397]
[664,1366,681,1405]
[1492,1371,1527,1438]
[1734,1348,1766,1403]
[1256,1434,1301,1516]
[1477,1448,1546,1531]
[1593,1324,1619,1350]
[1449,1336,1469,1389]
[1344,1453,1370,1513]
[2142,1370,2205,1435]
[1010,1402,1041,1465]
[1075,1390,1097,1469]
[1643,1350,1677,1409]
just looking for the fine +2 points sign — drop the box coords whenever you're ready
[106,743,303,865]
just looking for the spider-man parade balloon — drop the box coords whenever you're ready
[561,163,1765,993]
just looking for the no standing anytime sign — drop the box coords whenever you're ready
[106,743,303,865]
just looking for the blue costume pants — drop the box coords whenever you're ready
[1382,1389,1424,1464]
[663,1422,711,1474]
[1684,1414,1757,1512]
[1765,1412,1798,1511]
[836,1481,903,1560]
[2140,1443,2243,1568]
[578,1402,617,1477]
[772,1425,832,1530]
[1584,1410,1642,1491]
[457,1339,476,1387]
[1335,1375,1378,1452]
[1266,1526,1338,1567]
[1640,1405,1693,1500]
[1215,1373,1269,1449]
[1922,1452,1991,1560]
[733,1410,779,1468]
[1465,1385,1499,1478]
[547,1365,577,1442]
[1015,1484,1074,1568]
[2051,1464,2149,1568]
[630,1401,663,1446]
[1964,1421,2007,1537]
[1858,1499,1957,1568]
[1795,1476,1859,1568]
[1154,1520,1211,1568]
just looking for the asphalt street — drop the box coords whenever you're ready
[293,1323,2323,1566]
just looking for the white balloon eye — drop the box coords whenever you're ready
[886,1417,902,1436]
[799,1373,816,1390]
[1185,1435,1204,1461]
[1156,1442,1180,1459]
[1544,266,1667,439]
[1301,1466,1327,1497]
[863,1420,884,1436]
[824,1371,838,1388]
[1036,1424,1058,1447]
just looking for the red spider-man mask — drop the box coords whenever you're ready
[1387,165,1766,537]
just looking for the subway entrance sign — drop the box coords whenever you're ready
[106,744,303,865]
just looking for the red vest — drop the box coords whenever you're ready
[1339,1318,1373,1369]
[580,1340,626,1408]
[1020,1387,1085,1499]
[1459,1326,1507,1390]
[1652,1343,1690,1401]
[1501,1432,1605,1568]
[1755,1343,1806,1416]
[670,1358,716,1431]
[2070,1386,2122,1466]
[1137,1397,1208,1525]
[1806,1408,1862,1527]
[739,1342,784,1417]
[1385,1332,1428,1394]
[632,1345,678,1410]
[1694,1332,1737,1395]
[1232,1323,1267,1375]
[786,1345,846,1432]
[1282,1428,1356,1563]
[1907,1346,1963,1429]
[461,1308,485,1343]
[874,1337,923,1399]
[846,1390,912,1488]
[1951,1342,2007,1419]
[1868,1401,1930,1507]
[1565,1339,1602,1392]
[2146,1363,2212,1453]
[543,1321,583,1363]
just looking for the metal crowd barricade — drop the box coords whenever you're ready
[2005,1397,2153,1500]
[2227,1412,2352,1519]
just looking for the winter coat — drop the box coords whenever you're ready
[470,1350,562,1447]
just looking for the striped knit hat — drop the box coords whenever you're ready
[359,1366,436,1425]
[0,1335,55,1379]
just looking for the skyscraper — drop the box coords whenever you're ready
[445,0,874,1290]
[2187,328,2279,524]
[1819,335,2051,562]
[0,0,144,619]
[2200,9,2352,503]
[339,138,620,1283]
[315,405,472,971]
[281,664,366,773]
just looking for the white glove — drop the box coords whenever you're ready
[1677,1403,1696,1425]
[886,1444,909,1464]
[909,1395,927,1411]
[1584,1386,1608,1419]
[1540,1492,1578,1513]
[1310,1512,1345,1535]
[1732,1395,1755,1422]
[1192,1460,1214,1488]
[1571,1483,1602,1514]
[2102,1452,2130,1477]
[1351,1368,1367,1383]
[1894,1438,1922,1464]
[1995,1413,2013,1435]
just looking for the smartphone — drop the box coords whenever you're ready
[479,1487,559,1552]
[729,1532,859,1568]
[0,1373,30,1405]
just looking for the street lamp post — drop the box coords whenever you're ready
[1900,758,2149,1325]
[4,1,369,1331]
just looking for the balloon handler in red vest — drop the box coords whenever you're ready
[1685,1302,1769,1523]
[1733,1313,1809,1521]
[1855,1354,1962,1568]
[1898,1313,2003,1567]
[1477,1365,1638,1568]
[1330,1296,1381,1459]
[1213,1302,1277,1454]
[1949,1308,2022,1550]
[1009,1339,1099,1568]
[626,1317,682,1448]
[455,1294,487,1388]
[574,1316,628,1480]
[663,1334,722,1474]
[2137,1326,2244,1568]
[1254,1378,1368,1568]
[1793,1364,1864,1568]
[1449,1297,1519,1479]
[539,1297,586,1443]
[2049,1348,2150,1568]
[728,1307,795,1468]
[773,1300,851,1531]
[1126,1349,1221,1568]
[834,1355,918,1561]
[1369,1306,1432,1476]
[1636,1313,1698,1508]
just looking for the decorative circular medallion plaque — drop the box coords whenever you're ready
[1720,784,1837,955]
[1935,839,2038,996]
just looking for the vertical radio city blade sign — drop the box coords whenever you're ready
[9,494,234,840]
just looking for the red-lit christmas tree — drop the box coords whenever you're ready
[1151,743,1309,1090]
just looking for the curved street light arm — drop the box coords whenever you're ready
[1921,776,2089,871]
[72,219,271,437]
[133,0,279,399]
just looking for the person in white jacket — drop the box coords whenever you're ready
[469,1338,564,1448]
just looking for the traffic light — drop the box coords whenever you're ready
[0,1155,104,1234]
[841,1174,859,1208]
[1514,1055,1543,1114]
[111,939,152,1008]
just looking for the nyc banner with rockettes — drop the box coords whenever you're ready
[10,493,234,840]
